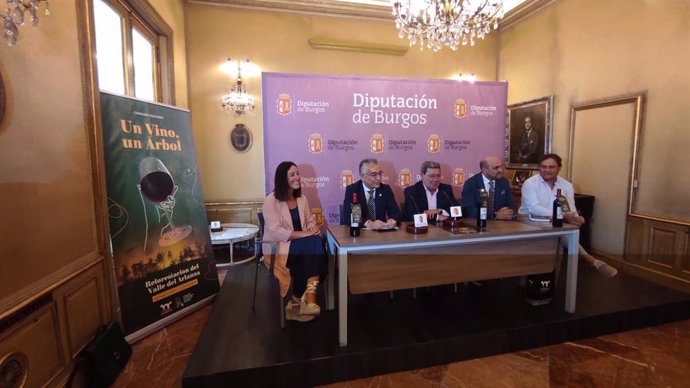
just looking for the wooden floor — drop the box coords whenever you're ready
[180,261,690,388]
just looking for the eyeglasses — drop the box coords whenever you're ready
[425,174,441,179]
[365,171,384,178]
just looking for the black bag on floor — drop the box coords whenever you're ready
[526,272,554,306]
[68,321,132,387]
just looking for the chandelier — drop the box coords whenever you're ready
[221,59,255,117]
[2,0,51,47]
[392,0,504,52]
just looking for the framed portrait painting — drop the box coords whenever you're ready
[512,169,533,191]
[505,95,553,169]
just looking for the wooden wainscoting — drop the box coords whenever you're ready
[625,215,690,292]
[0,261,109,387]
[206,201,264,226]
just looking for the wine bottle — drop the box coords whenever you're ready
[552,188,564,228]
[558,190,571,212]
[350,192,362,237]
[477,188,488,232]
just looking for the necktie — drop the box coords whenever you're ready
[488,180,495,219]
[367,190,376,221]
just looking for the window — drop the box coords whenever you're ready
[93,0,169,103]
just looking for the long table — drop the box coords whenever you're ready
[326,220,580,347]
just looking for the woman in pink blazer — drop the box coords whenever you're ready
[262,161,327,322]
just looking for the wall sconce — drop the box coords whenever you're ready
[2,0,51,47]
[221,58,255,117]
[457,73,477,82]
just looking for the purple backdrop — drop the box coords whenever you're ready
[262,72,508,226]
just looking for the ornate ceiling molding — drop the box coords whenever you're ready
[188,1,558,30]
[187,0,393,20]
[499,0,558,30]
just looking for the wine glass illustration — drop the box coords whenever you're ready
[138,157,192,248]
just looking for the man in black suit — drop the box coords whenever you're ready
[342,158,401,230]
[403,161,458,222]
[517,116,539,163]
[462,156,516,220]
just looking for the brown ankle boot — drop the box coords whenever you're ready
[300,281,321,316]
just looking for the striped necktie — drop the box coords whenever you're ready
[367,190,376,221]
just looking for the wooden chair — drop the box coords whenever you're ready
[251,211,287,328]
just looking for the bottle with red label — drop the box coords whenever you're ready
[350,192,362,237]
[477,188,488,232]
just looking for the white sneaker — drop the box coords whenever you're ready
[593,259,618,278]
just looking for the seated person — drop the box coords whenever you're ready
[403,160,458,222]
[262,161,328,322]
[519,153,617,278]
[342,158,401,230]
[462,156,516,220]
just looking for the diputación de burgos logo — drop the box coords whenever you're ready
[454,99,468,118]
[427,134,441,153]
[370,133,384,153]
[308,133,323,154]
[340,170,354,189]
[311,207,325,227]
[452,167,465,187]
[277,93,292,115]
[398,168,412,188]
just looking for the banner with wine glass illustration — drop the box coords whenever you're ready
[100,92,219,339]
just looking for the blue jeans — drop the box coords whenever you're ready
[286,235,327,297]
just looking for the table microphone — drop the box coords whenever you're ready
[406,190,420,215]
[441,189,458,208]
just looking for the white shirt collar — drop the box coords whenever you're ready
[481,173,494,188]
[424,184,437,196]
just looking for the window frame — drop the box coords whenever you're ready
[94,0,173,104]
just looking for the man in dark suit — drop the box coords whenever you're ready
[517,116,539,163]
[342,158,401,230]
[403,161,458,222]
[462,156,516,220]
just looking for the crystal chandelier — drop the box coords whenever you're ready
[221,59,255,117]
[2,0,51,47]
[392,0,504,52]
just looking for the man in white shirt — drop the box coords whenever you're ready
[520,153,618,278]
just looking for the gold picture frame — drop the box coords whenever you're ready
[512,169,533,191]
[0,71,5,125]
[505,95,553,169]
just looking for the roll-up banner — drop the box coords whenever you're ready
[100,92,219,340]
[262,73,508,225]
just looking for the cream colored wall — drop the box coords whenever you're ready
[184,4,498,201]
[149,0,189,107]
[0,1,98,307]
[0,0,189,313]
[498,0,690,221]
